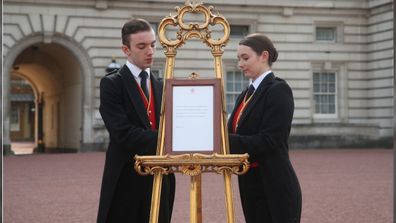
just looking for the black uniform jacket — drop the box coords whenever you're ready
[97,65,172,223]
[228,72,302,222]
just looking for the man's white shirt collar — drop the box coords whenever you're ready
[126,60,151,79]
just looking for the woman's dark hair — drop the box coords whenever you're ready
[121,18,152,46]
[239,33,278,66]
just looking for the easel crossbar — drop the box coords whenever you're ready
[134,153,249,176]
[135,153,248,166]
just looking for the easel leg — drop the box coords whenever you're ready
[197,174,202,223]
[223,171,235,223]
[190,174,202,223]
[149,172,163,223]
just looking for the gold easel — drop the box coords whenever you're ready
[134,1,249,222]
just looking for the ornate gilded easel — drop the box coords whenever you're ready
[134,1,249,223]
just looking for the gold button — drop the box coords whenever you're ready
[150,121,153,125]
[148,110,152,114]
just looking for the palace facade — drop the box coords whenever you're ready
[3,0,394,153]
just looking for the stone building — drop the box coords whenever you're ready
[3,0,394,153]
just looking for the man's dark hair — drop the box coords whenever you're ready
[121,18,152,46]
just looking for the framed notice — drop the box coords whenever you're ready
[165,78,221,154]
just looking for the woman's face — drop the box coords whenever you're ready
[237,45,268,81]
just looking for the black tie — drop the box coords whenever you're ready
[245,84,255,101]
[139,70,149,100]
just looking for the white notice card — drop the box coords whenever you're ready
[172,86,214,152]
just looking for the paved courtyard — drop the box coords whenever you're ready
[3,149,393,223]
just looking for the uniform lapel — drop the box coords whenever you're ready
[237,73,275,128]
[119,65,150,128]
[228,88,248,132]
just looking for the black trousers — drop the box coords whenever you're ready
[107,164,175,223]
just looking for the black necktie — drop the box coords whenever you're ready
[139,70,149,100]
[245,84,255,101]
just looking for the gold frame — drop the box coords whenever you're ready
[134,1,249,223]
[164,78,222,155]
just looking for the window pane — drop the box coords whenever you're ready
[226,71,249,114]
[315,104,321,113]
[316,27,335,41]
[227,72,234,81]
[313,73,319,82]
[227,82,233,91]
[329,73,335,82]
[230,25,249,38]
[329,83,335,92]
[329,104,335,113]
[235,82,242,91]
[235,73,242,82]
[226,94,234,103]
[321,73,328,82]
[322,103,329,113]
[314,83,320,92]
[314,95,320,103]
[313,72,337,115]
[227,104,235,113]
[321,83,327,92]
[323,95,328,103]
[329,95,335,104]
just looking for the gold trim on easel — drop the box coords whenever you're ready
[135,153,250,176]
[158,2,230,53]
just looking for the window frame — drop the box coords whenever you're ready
[230,25,250,39]
[312,71,338,119]
[227,18,257,40]
[315,27,336,42]
[314,21,344,43]
[224,69,250,114]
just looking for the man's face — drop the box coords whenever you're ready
[122,30,156,70]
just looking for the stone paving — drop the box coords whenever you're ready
[3,149,393,223]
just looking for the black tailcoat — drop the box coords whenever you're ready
[97,65,175,223]
[228,73,302,223]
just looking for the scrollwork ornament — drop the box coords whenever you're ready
[181,165,202,176]
[135,153,249,176]
[158,1,230,53]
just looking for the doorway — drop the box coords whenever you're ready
[10,43,83,153]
